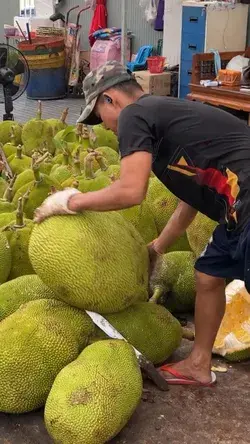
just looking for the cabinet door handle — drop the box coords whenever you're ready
[188,44,197,50]
[187,70,192,76]
[189,16,198,22]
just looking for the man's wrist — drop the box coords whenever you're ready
[152,239,165,255]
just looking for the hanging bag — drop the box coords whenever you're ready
[145,0,158,25]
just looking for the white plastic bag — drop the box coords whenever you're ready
[145,0,157,25]
[226,55,249,73]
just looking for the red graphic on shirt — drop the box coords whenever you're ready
[168,160,240,211]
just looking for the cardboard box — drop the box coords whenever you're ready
[134,70,171,96]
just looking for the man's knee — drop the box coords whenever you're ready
[195,270,225,293]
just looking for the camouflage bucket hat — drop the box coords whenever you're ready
[77,61,133,125]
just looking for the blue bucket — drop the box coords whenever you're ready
[27,66,67,100]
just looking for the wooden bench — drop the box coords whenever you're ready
[187,49,250,125]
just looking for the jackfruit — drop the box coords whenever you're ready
[119,201,158,244]
[89,125,119,152]
[3,197,34,280]
[54,124,90,154]
[0,180,15,213]
[146,177,190,251]
[80,147,119,172]
[2,126,19,158]
[150,251,196,313]
[22,101,55,156]
[93,303,182,364]
[29,212,149,313]
[46,108,68,136]
[78,154,110,193]
[50,149,73,185]
[0,274,57,321]
[96,164,121,180]
[45,340,142,444]
[0,299,94,414]
[213,280,250,361]
[187,212,217,258]
[13,166,62,219]
[8,145,32,175]
[0,232,11,284]
[0,121,22,145]
[0,177,7,198]
[12,169,34,196]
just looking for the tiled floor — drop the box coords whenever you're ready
[0,94,85,125]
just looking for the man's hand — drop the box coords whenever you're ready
[34,188,81,223]
[148,240,164,278]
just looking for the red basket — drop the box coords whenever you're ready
[147,56,166,74]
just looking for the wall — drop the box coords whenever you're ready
[58,0,163,52]
[0,0,20,42]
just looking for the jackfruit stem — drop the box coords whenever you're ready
[82,124,89,139]
[32,152,50,170]
[62,151,70,166]
[61,108,69,124]
[149,287,163,304]
[90,128,97,148]
[22,188,30,207]
[76,123,83,142]
[36,100,42,120]
[3,185,13,202]
[95,154,108,172]
[15,197,25,227]
[84,153,96,180]
[73,181,79,189]
[16,145,23,160]
[10,126,17,146]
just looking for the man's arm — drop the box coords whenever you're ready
[150,201,197,253]
[68,151,152,212]
[34,151,152,223]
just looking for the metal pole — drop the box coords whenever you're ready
[121,0,127,66]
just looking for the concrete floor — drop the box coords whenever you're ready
[0,340,250,444]
[0,94,84,125]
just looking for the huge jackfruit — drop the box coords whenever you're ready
[0,232,11,284]
[187,212,217,258]
[146,177,190,251]
[29,212,149,313]
[0,299,94,413]
[0,274,56,321]
[150,251,196,313]
[93,303,182,364]
[213,280,250,362]
[119,201,158,244]
[45,340,142,444]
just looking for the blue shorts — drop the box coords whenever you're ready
[195,222,250,292]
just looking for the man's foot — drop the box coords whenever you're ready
[159,358,216,386]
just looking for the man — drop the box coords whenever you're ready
[35,61,250,387]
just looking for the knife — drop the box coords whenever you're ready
[86,310,169,392]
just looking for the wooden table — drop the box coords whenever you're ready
[187,84,250,125]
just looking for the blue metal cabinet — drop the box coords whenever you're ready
[179,5,206,99]
[179,3,248,99]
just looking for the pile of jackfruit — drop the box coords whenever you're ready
[0,102,245,444]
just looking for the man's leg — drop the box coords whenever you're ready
[161,271,226,383]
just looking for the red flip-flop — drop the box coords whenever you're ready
[159,364,217,387]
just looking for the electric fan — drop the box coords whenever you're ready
[0,43,30,121]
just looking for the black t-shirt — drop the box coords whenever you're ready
[118,95,250,232]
